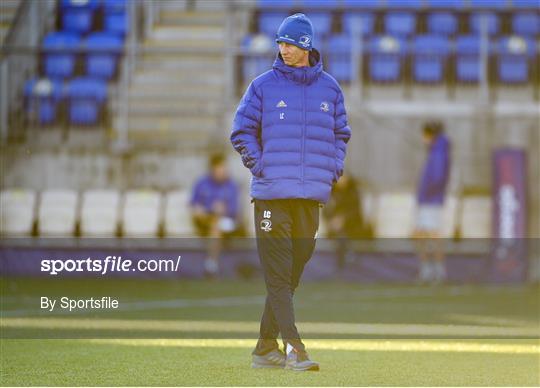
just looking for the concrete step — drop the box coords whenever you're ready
[127,128,214,146]
[111,99,223,116]
[149,25,225,42]
[132,70,225,87]
[137,54,224,71]
[158,10,226,26]
[119,115,220,131]
[128,83,223,99]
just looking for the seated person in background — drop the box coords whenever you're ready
[323,172,363,270]
[191,153,240,277]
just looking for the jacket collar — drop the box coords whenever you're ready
[272,48,323,85]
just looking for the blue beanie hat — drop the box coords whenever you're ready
[275,13,314,51]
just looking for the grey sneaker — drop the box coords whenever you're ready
[251,349,286,369]
[285,350,319,372]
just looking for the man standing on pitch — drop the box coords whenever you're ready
[231,13,351,371]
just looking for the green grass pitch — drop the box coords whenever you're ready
[1,279,539,386]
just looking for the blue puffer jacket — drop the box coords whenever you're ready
[417,134,451,205]
[230,49,351,204]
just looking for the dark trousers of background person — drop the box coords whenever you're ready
[252,199,319,355]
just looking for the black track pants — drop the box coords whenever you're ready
[252,198,319,355]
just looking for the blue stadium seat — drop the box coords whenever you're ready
[470,13,500,36]
[308,12,333,37]
[343,0,381,8]
[24,78,63,125]
[61,0,99,8]
[427,12,458,36]
[511,0,540,7]
[67,77,108,125]
[104,12,128,35]
[259,12,288,36]
[85,32,123,80]
[42,32,81,79]
[384,12,416,36]
[426,0,464,8]
[302,0,338,8]
[257,0,294,8]
[61,0,99,34]
[242,34,274,82]
[342,13,375,36]
[412,35,450,83]
[326,34,354,82]
[386,0,422,8]
[512,13,540,36]
[497,35,534,83]
[103,0,128,35]
[470,0,507,8]
[455,35,481,82]
[102,0,127,13]
[368,35,406,82]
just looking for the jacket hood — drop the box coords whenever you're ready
[272,48,323,85]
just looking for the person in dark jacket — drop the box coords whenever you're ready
[414,121,451,283]
[191,154,240,277]
[323,172,363,270]
[231,13,351,371]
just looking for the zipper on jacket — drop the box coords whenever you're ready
[301,82,306,196]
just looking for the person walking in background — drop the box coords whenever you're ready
[190,153,240,278]
[323,172,363,270]
[414,121,451,284]
[231,13,351,371]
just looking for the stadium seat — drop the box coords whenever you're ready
[102,0,127,13]
[38,189,78,237]
[497,35,534,83]
[61,0,99,34]
[426,0,464,8]
[258,12,288,36]
[67,77,108,125]
[122,190,162,237]
[342,0,381,8]
[386,0,422,8]
[412,35,450,83]
[374,192,415,238]
[460,196,491,238]
[308,12,333,37]
[242,34,274,82]
[326,34,355,82]
[104,12,128,35]
[470,13,500,36]
[85,32,123,79]
[368,35,406,82]
[42,32,81,79]
[0,189,36,236]
[427,12,458,36]
[302,0,338,8]
[384,12,417,36]
[342,13,375,36]
[24,78,63,125]
[455,34,482,82]
[103,0,128,35]
[511,0,540,7]
[80,189,120,237]
[470,0,507,8]
[512,13,540,37]
[164,190,194,237]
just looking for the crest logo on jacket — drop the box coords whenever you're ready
[320,101,330,112]
[276,100,287,108]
